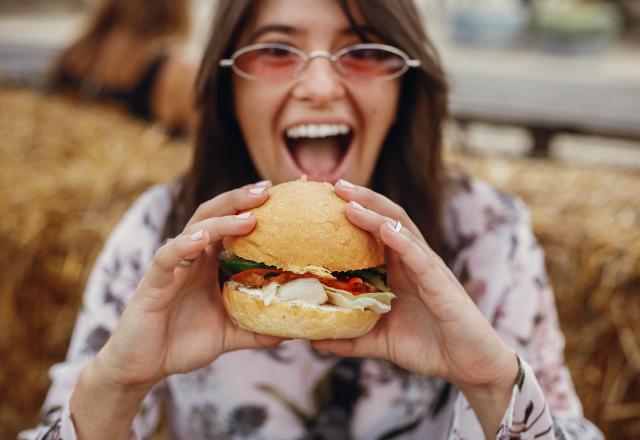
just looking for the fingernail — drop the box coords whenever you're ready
[235,212,253,220]
[249,187,266,195]
[386,220,402,233]
[190,230,204,241]
[254,180,271,187]
[350,201,366,212]
[338,179,355,189]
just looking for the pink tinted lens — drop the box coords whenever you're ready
[338,47,406,78]
[234,46,302,78]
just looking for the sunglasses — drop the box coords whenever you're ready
[219,43,421,81]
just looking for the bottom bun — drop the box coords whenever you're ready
[222,282,380,340]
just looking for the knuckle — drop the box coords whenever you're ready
[183,224,204,240]
[362,187,376,203]
[233,188,247,205]
[152,247,166,265]
[194,201,209,217]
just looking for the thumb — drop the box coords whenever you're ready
[223,326,289,353]
[310,332,380,359]
[311,338,357,357]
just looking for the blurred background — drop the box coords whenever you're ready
[0,0,638,438]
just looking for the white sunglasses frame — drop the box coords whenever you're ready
[219,42,421,81]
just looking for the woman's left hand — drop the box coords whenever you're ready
[311,181,519,435]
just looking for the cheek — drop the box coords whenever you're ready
[357,84,399,173]
[363,83,400,124]
[235,84,259,126]
[234,82,279,143]
[365,101,398,142]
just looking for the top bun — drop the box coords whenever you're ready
[223,179,384,273]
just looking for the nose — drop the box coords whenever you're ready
[291,55,345,107]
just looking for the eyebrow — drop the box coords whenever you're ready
[248,23,377,44]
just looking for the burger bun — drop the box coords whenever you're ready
[222,282,380,340]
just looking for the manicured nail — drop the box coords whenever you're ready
[190,230,204,241]
[338,179,355,189]
[350,201,366,212]
[235,212,253,220]
[249,187,266,195]
[254,180,271,187]
[386,220,402,233]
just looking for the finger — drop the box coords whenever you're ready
[344,200,431,257]
[334,179,424,240]
[379,221,468,322]
[310,327,382,359]
[184,211,256,245]
[385,247,416,296]
[241,179,271,189]
[311,338,358,357]
[144,213,256,290]
[224,326,290,353]
[186,183,271,228]
[142,228,211,291]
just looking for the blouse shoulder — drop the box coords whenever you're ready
[82,183,176,309]
[104,183,176,252]
[442,173,530,253]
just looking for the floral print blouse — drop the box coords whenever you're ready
[20,177,603,440]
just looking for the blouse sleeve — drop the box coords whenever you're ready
[18,185,173,440]
[445,180,603,439]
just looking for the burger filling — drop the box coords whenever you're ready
[220,252,395,313]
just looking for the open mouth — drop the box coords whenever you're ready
[283,123,353,182]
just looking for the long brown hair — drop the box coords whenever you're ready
[169,0,449,254]
[51,0,190,82]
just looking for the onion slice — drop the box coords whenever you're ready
[324,287,395,313]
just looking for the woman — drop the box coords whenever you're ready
[23,0,602,438]
[50,0,198,135]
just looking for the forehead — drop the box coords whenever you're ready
[240,0,369,42]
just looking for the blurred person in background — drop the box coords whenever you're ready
[50,0,198,136]
[22,0,603,439]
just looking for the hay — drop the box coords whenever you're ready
[0,86,638,439]
[0,87,191,437]
[447,151,640,439]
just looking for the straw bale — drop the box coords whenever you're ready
[1,85,638,439]
[447,151,640,439]
[0,87,190,438]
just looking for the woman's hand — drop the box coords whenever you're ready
[312,180,519,436]
[95,181,286,390]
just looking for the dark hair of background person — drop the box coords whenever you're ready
[49,0,190,85]
[165,0,449,256]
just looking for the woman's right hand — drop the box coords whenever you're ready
[93,181,284,390]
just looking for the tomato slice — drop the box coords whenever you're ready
[231,269,279,287]
[230,269,378,294]
[230,269,313,288]
[322,277,377,294]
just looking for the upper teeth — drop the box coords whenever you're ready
[286,123,350,139]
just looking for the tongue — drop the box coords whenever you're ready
[291,137,342,178]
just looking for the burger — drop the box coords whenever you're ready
[220,178,395,340]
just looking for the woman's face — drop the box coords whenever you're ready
[232,0,401,185]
